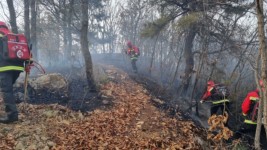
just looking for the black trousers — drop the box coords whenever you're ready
[235,123,266,148]
[210,102,230,116]
[0,71,20,110]
[131,59,137,72]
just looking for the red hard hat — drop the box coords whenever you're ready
[207,80,215,86]
[0,21,10,35]
[127,41,132,47]
[0,21,7,27]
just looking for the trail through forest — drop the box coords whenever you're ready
[0,65,208,149]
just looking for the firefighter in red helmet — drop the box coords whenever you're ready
[234,80,266,146]
[241,80,263,121]
[125,41,140,73]
[200,80,230,116]
[0,21,23,123]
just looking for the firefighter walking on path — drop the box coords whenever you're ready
[0,21,31,123]
[126,41,140,73]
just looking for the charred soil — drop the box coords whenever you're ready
[0,65,208,149]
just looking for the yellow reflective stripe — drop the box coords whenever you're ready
[0,66,24,72]
[212,99,230,104]
[244,119,257,125]
[249,97,259,101]
[131,57,138,60]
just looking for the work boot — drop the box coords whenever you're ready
[0,104,18,123]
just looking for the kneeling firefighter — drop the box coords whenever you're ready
[200,80,230,117]
[234,80,266,146]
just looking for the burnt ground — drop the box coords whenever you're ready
[13,67,107,112]
[27,64,195,122]
[9,56,267,149]
[16,63,203,126]
[0,63,212,150]
[129,74,194,120]
[93,54,267,149]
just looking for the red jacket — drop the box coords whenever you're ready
[241,89,259,115]
[201,85,214,100]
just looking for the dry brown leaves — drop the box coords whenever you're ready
[207,112,233,143]
[0,133,15,150]
[0,68,205,149]
[47,69,204,149]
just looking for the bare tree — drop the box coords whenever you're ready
[31,0,37,59]
[24,0,30,41]
[181,24,197,96]
[67,0,74,64]
[255,0,267,149]
[6,0,18,33]
[80,0,96,91]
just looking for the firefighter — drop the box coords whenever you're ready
[0,21,24,123]
[234,80,266,145]
[200,80,230,116]
[126,41,140,73]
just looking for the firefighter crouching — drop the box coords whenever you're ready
[234,80,266,146]
[200,80,230,117]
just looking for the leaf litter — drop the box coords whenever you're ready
[0,66,206,149]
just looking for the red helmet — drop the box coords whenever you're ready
[0,21,8,28]
[0,21,10,35]
[207,80,215,86]
[127,41,132,47]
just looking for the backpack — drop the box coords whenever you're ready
[1,33,31,61]
[133,46,140,56]
[213,84,230,99]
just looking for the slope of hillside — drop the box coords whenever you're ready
[0,65,207,149]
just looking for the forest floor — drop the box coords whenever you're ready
[0,64,235,150]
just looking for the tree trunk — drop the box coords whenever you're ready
[24,0,30,41]
[80,0,96,91]
[68,0,74,66]
[6,0,18,34]
[149,35,159,75]
[181,25,197,97]
[62,0,68,60]
[255,0,267,149]
[31,0,38,60]
[190,40,207,115]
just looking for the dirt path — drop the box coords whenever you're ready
[0,65,206,149]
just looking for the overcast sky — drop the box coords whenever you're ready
[0,0,24,28]
[0,0,259,34]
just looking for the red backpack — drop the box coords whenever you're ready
[133,46,140,56]
[1,33,31,61]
